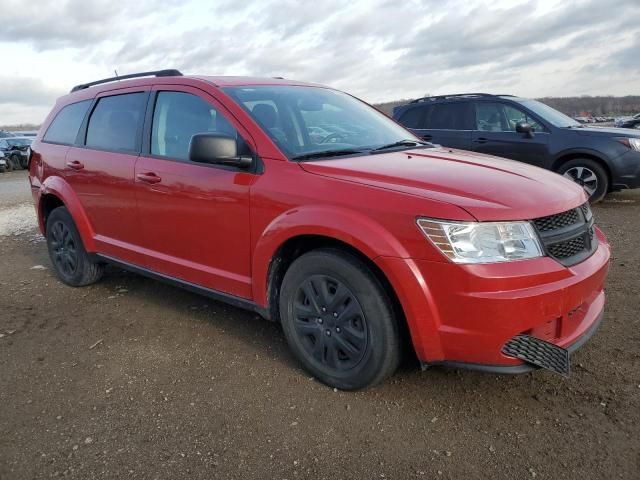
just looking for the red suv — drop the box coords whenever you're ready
[28,70,610,389]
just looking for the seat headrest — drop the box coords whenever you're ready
[252,103,278,129]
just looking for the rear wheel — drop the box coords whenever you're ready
[557,158,608,203]
[46,207,104,287]
[279,249,401,390]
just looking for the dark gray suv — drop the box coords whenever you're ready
[393,93,640,202]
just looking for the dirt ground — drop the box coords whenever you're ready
[1,170,638,479]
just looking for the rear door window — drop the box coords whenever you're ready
[43,100,92,145]
[85,93,146,152]
[425,102,471,130]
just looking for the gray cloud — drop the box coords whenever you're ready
[0,0,181,50]
[0,77,64,107]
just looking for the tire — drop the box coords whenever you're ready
[4,155,14,171]
[279,248,401,390]
[45,207,104,287]
[557,158,608,203]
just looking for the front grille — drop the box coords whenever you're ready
[533,209,579,232]
[547,236,585,259]
[502,334,570,376]
[532,203,596,267]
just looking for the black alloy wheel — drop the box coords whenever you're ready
[279,249,402,390]
[293,274,368,371]
[45,207,104,287]
[49,220,79,278]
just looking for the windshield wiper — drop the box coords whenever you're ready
[292,149,364,161]
[371,139,430,152]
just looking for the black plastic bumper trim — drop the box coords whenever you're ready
[422,308,605,374]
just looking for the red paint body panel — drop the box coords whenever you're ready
[28,75,611,368]
[300,148,588,221]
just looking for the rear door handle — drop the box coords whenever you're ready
[474,137,488,144]
[66,160,84,170]
[136,172,162,184]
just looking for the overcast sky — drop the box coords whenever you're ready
[0,0,639,125]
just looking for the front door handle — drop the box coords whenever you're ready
[474,137,488,144]
[66,160,84,170]
[136,172,162,184]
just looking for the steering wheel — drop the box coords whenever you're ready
[320,133,346,144]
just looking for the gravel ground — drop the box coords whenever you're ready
[1,170,639,479]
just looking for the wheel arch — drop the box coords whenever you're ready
[251,205,418,343]
[551,150,612,191]
[252,205,411,307]
[39,176,96,251]
[262,233,417,360]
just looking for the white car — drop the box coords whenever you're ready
[0,151,7,172]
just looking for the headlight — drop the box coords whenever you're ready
[417,219,543,264]
[616,137,640,151]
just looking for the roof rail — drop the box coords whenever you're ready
[409,93,514,103]
[70,69,183,93]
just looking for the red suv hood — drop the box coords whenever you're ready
[300,147,586,221]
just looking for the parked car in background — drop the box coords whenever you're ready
[615,113,640,127]
[617,117,640,130]
[11,130,38,137]
[0,136,33,169]
[0,151,7,172]
[28,70,610,389]
[0,130,15,138]
[393,93,640,202]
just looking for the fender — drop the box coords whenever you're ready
[40,176,97,251]
[252,204,411,307]
[551,147,609,169]
[251,205,444,361]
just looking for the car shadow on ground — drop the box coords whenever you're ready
[89,262,581,400]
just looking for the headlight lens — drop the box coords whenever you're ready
[616,137,640,151]
[417,219,543,264]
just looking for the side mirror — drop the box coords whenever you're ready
[189,133,252,168]
[515,122,534,138]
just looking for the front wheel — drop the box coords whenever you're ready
[279,249,402,390]
[557,158,608,203]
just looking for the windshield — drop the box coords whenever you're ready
[517,99,580,128]
[223,85,423,159]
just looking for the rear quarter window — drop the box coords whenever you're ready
[43,100,92,145]
[398,107,425,129]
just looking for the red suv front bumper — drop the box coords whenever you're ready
[376,228,611,371]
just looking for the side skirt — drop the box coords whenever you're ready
[93,254,270,320]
